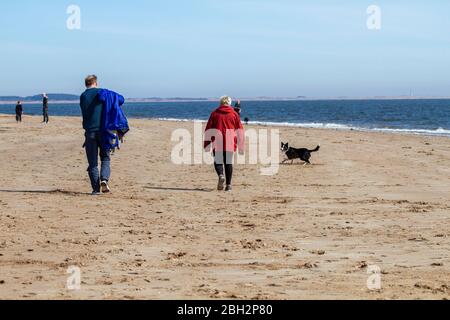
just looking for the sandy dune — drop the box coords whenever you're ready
[0,114,449,300]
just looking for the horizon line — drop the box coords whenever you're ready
[1,95,450,105]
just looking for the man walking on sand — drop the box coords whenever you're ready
[42,93,49,123]
[80,75,111,195]
[204,96,245,192]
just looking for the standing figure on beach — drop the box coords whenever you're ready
[234,99,242,116]
[15,101,23,123]
[42,93,49,123]
[204,96,245,192]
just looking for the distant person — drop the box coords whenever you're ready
[244,117,249,125]
[42,93,49,123]
[234,99,242,116]
[204,96,245,192]
[15,101,23,123]
[80,75,128,195]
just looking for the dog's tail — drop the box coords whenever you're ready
[309,145,320,153]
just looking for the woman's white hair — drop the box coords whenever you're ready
[219,95,232,106]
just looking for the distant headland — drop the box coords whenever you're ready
[1,94,449,105]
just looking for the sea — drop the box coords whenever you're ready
[1,99,450,137]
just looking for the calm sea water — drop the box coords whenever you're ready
[1,99,450,137]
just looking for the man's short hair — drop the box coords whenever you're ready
[220,96,232,106]
[85,75,98,87]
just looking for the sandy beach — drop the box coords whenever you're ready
[0,114,449,300]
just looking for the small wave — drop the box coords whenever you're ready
[155,117,206,123]
[249,121,353,130]
[370,127,450,137]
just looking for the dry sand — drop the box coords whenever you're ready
[0,114,449,300]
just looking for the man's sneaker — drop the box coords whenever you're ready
[217,175,225,191]
[101,181,110,194]
[91,191,101,196]
[225,185,232,192]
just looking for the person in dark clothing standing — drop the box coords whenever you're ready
[80,75,114,195]
[234,99,242,116]
[15,101,23,123]
[42,93,49,123]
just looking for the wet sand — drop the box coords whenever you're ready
[0,114,449,300]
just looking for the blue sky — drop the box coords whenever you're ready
[1,0,449,98]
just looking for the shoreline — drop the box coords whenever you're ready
[1,113,449,139]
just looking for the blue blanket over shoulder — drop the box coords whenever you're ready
[97,89,130,151]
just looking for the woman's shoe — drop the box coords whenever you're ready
[217,175,225,191]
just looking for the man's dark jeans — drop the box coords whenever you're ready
[85,131,110,192]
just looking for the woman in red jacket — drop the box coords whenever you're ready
[204,96,245,192]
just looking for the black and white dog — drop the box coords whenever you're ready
[281,142,320,165]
